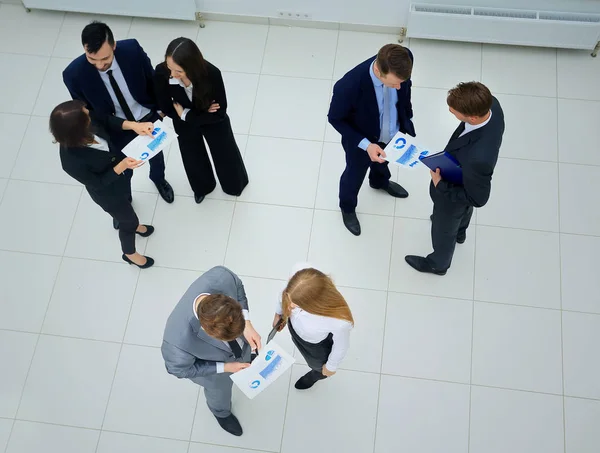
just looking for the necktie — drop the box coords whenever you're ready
[107,70,135,121]
[379,86,391,144]
[228,339,243,359]
[452,122,466,140]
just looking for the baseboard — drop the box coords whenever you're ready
[198,11,403,35]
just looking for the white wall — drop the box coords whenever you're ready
[196,0,600,27]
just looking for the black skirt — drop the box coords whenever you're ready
[288,319,333,372]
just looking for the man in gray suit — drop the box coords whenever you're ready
[162,266,262,436]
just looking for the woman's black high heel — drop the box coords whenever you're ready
[135,225,155,237]
[122,254,155,269]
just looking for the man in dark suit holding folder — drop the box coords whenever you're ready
[406,82,504,275]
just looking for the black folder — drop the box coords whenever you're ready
[267,318,284,344]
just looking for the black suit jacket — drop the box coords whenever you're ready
[59,122,130,204]
[327,53,415,153]
[435,97,505,208]
[153,61,228,127]
[63,39,157,132]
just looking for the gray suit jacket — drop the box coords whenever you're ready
[161,266,251,381]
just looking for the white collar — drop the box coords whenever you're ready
[169,77,192,89]
[99,57,120,74]
[192,293,211,320]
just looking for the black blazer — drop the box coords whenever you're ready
[435,97,505,208]
[327,53,416,153]
[153,61,228,126]
[59,123,130,203]
[63,39,157,132]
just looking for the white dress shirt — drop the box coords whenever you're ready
[459,110,492,137]
[169,77,193,120]
[193,293,249,374]
[88,135,110,152]
[276,263,353,372]
[98,58,151,121]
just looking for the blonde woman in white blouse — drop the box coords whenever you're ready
[273,265,354,390]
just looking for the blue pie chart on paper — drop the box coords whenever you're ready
[394,137,406,149]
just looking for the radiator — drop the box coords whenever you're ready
[406,3,600,50]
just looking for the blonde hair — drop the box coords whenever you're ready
[282,268,354,325]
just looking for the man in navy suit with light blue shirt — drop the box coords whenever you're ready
[63,21,174,205]
[328,44,416,235]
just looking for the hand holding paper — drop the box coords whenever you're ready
[129,121,154,136]
[230,341,295,399]
[366,143,386,163]
[383,131,431,169]
[122,120,178,163]
[243,321,262,352]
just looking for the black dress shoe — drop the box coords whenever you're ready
[405,255,447,275]
[194,194,205,204]
[341,211,361,236]
[370,181,409,198]
[155,180,174,203]
[215,413,243,436]
[295,370,325,390]
[122,254,155,269]
[135,225,155,237]
[113,218,119,230]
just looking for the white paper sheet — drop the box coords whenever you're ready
[121,120,177,161]
[230,341,295,399]
[383,131,432,169]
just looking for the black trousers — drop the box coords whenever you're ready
[175,115,248,197]
[111,112,166,184]
[426,181,473,270]
[288,320,332,381]
[88,170,139,255]
[339,142,391,213]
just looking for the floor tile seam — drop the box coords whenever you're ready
[95,259,156,452]
[5,298,599,346]
[4,115,34,183]
[2,202,597,239]
[15,121,600,169]
[8,179,79,446]
[467,82,480,453]
[3,251,600,316]
[222,10,270,270]
[555,51,568,452]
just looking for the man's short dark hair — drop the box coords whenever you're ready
[447,82,493,117]
[81,21,114,54]
[197,294,245,342]
[376,44,413,81]
[49,100,93,148]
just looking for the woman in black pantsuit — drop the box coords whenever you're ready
[50,100,156,269]
[153,37,248,204]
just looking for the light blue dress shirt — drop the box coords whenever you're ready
[358,61,399,151]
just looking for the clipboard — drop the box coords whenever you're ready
[267,318,284,344]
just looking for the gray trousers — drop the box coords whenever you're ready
[191,346,251,418]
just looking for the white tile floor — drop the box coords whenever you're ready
[0,3,599,453]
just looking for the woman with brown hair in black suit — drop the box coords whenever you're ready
[153,37,248,203]
[50,100,156,269]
